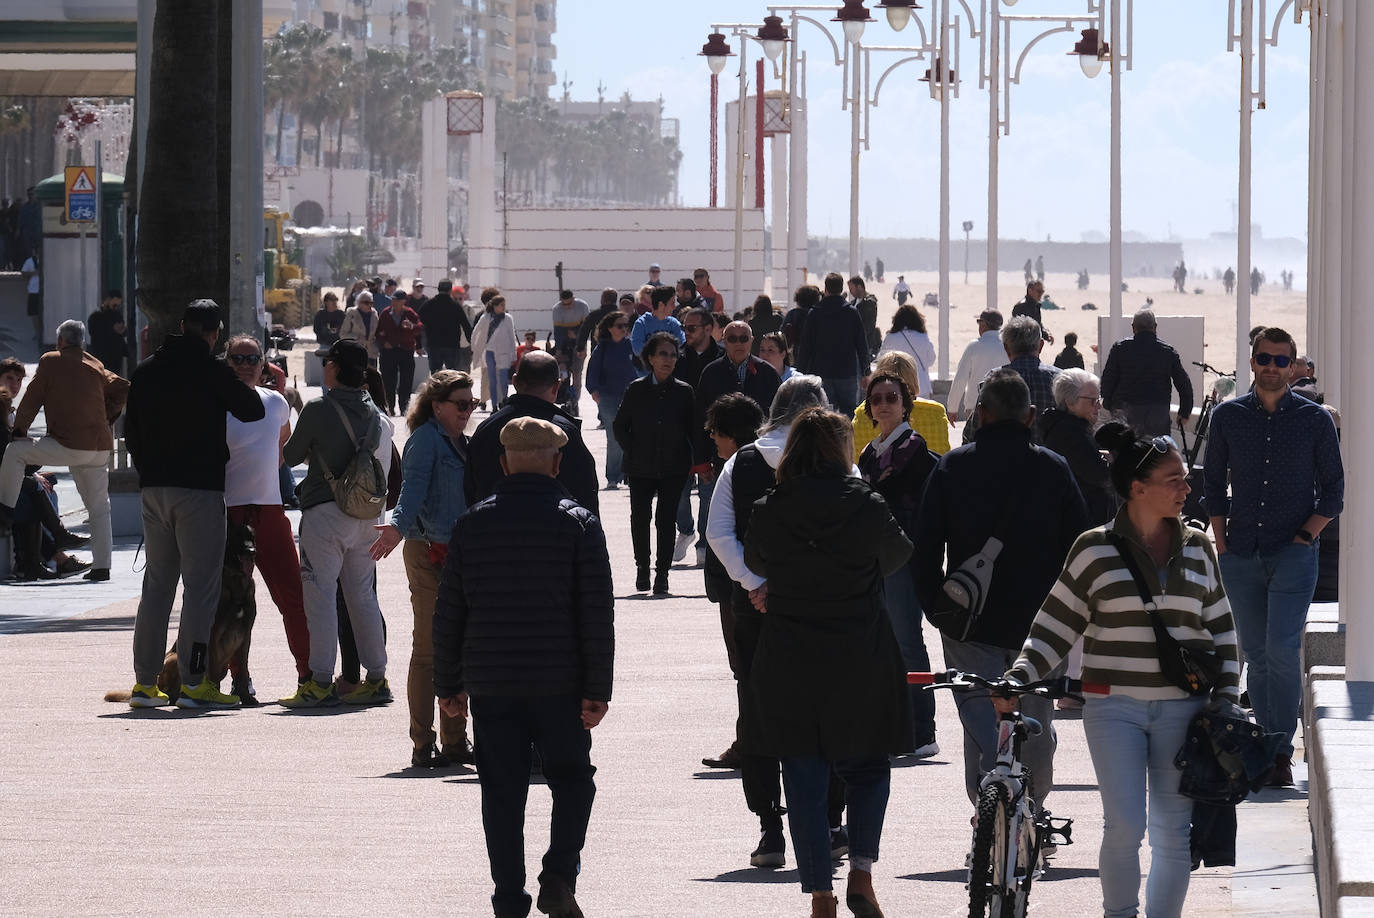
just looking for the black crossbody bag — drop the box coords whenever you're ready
[1106,532,1223,696]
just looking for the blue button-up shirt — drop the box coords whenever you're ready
[1203,388,1344,555]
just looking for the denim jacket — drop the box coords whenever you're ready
[391,418,468,542]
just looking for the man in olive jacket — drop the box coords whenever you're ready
[434,417,614,918]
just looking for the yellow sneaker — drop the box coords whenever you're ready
[176,680,240,710]
[278,679,340,709]
[129,683,170,708]
[340,677,393,706]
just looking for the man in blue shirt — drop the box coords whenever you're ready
[630,285,686,357]
[1205,326,1344,787]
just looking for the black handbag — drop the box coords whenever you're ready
[1107,532,1223,696]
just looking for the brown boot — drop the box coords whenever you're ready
[810,893,838,918]
[846,869,885,918]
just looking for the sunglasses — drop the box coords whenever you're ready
[447,398,480,411]
[228,353,262,366]
[1076,394,1103,405]
[1134,435,1175,471]
[1254,352,1292,368]
[870,391,902,405]
[683,324,705,331]
[724,335,751,344]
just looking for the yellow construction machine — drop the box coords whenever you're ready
[263,208,319,328]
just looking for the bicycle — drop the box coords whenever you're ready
[1180,360,1236,472]
[908,670,1103,918]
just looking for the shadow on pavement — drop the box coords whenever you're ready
[1052,783,1100,792]
[696,867,800,884]
[97,707,239,720]
[692,770,741,780]
[891,756,946,769]
[375,765,476,779]
[898,869,968,883]
[0,613,136,634]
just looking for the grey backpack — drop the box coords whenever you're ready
[323,397,387,520]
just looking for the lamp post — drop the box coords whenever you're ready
[703,22,788,314]
[963,219,974,283]
[835,0,875,276]
[1227,0,1307,391]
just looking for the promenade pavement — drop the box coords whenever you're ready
[0,363,1314,917]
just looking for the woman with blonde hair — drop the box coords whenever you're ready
[852,350,951,461]
[370,369,479,767]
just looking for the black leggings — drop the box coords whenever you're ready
[337,575,386,684]
[628,475,687,574]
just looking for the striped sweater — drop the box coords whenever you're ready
[1007,512,1241,702]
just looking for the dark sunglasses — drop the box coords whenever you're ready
[870,391,902,405]
[1134,435,1175,471]
[228,353,262,366]
[1254,352,1292,368]
[724,334,751,344]
[683,324,705,331]
[446,398,480,411]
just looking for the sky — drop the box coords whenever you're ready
[555,0,1313,243]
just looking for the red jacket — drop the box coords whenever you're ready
[376,304,424,352]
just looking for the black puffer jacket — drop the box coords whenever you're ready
[1100,330,1194,418]
[464,393,599,516]
[612,374,695,479]
[1038,408,1118,527]
[433,473,614,701]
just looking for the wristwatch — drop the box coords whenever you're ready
[1295,528,1315,543]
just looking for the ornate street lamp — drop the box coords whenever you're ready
[920,56,955,101]
[874,0,921,33]
[700,32,734,74]
[1070,27,1108,79]
[757,15,790,63]
[833,0,875,45]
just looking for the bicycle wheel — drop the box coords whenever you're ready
[1005,806,1037,918]
[968,783,1010,918]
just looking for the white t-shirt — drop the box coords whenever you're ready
[225,388,291,507]
[22,257,39,294]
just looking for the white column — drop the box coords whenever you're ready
[732,44,748,316]
[937,0,951,378]
[848,47,861,276]
[1305,5,1325,363]
[467,96,498,290]
[230,0,265,337]
[1108,0,1122,322]
[1321,1,1344,411]
[1343,0,1374,680]
[420,97,448,284]
[1236,0,1254,392]
[793,76,809,289]
[986,3,1000,312]
[771,133,788,295]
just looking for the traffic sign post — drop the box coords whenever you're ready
[65,166,97,223]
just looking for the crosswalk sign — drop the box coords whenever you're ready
[65,166,97,223]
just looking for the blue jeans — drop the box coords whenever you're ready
[883,568,936,746]
[941,636,1058,807]
[675,472,714,540]
[1083,694,1206,918]
[472,694,596,918]
[780,755,890,893]
[1217,541,1318,756]
[485,350,510,406]
[822,376,859,418]
[596,395,623,485]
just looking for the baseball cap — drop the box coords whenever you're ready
[324,338,369,373]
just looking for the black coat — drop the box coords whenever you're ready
[125,334,266,491]
[1038,408,1118,527]
[1100,330,1194,418]
[798,295,869,380]
[673,338,723,391]
[743,476,914,759]
[694,355,780,463]
[417,292,472,349]
[612,374,695,480]
[433,473,614,701]
[915,421,1088,649]
[464,393,599,517]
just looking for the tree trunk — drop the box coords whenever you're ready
[215,0,232,319]
[136,0,221,353]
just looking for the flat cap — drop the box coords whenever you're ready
[499,416,568,452]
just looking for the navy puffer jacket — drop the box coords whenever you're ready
[433,473,615,701]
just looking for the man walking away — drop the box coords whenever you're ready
[946,310,1006,423]
[0,319,128,581]
[962,315,1059,442]
[1100,308,1194,437]
[798,273,870,417]
[419,279,473,373]
[893,275,911,307]
[916,369,1087,809]
[435,417,614,918]
[848,275,882,360]
[122,300,265,708]
[1205,326,1343,787]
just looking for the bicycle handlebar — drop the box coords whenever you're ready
[907,670,1110,699]
[1191,361,1236,378]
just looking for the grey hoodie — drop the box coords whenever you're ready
[283,386,384,510]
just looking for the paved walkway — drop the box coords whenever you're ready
[0,371,1316,917]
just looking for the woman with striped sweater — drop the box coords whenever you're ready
[999,422,1240,918]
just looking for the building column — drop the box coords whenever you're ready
[420,96,447,284]
[770,133,788,296]
[229,0,265,337]
[467,96,499,291]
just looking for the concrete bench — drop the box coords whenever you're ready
[1305,675,1374,915]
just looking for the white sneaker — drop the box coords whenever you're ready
[673,531,693,562]
[910,741,940,760]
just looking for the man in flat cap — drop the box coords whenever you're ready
[435,416,614,918]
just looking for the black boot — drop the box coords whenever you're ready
[12,523,57,581]
[635,565,650,592]
[653,570,669,595]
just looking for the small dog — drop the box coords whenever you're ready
[105,521,259,705]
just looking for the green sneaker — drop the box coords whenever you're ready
[176,680,240,710]
[129,683,171,708]
[340,677,393,706]
[278,679,340,709]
